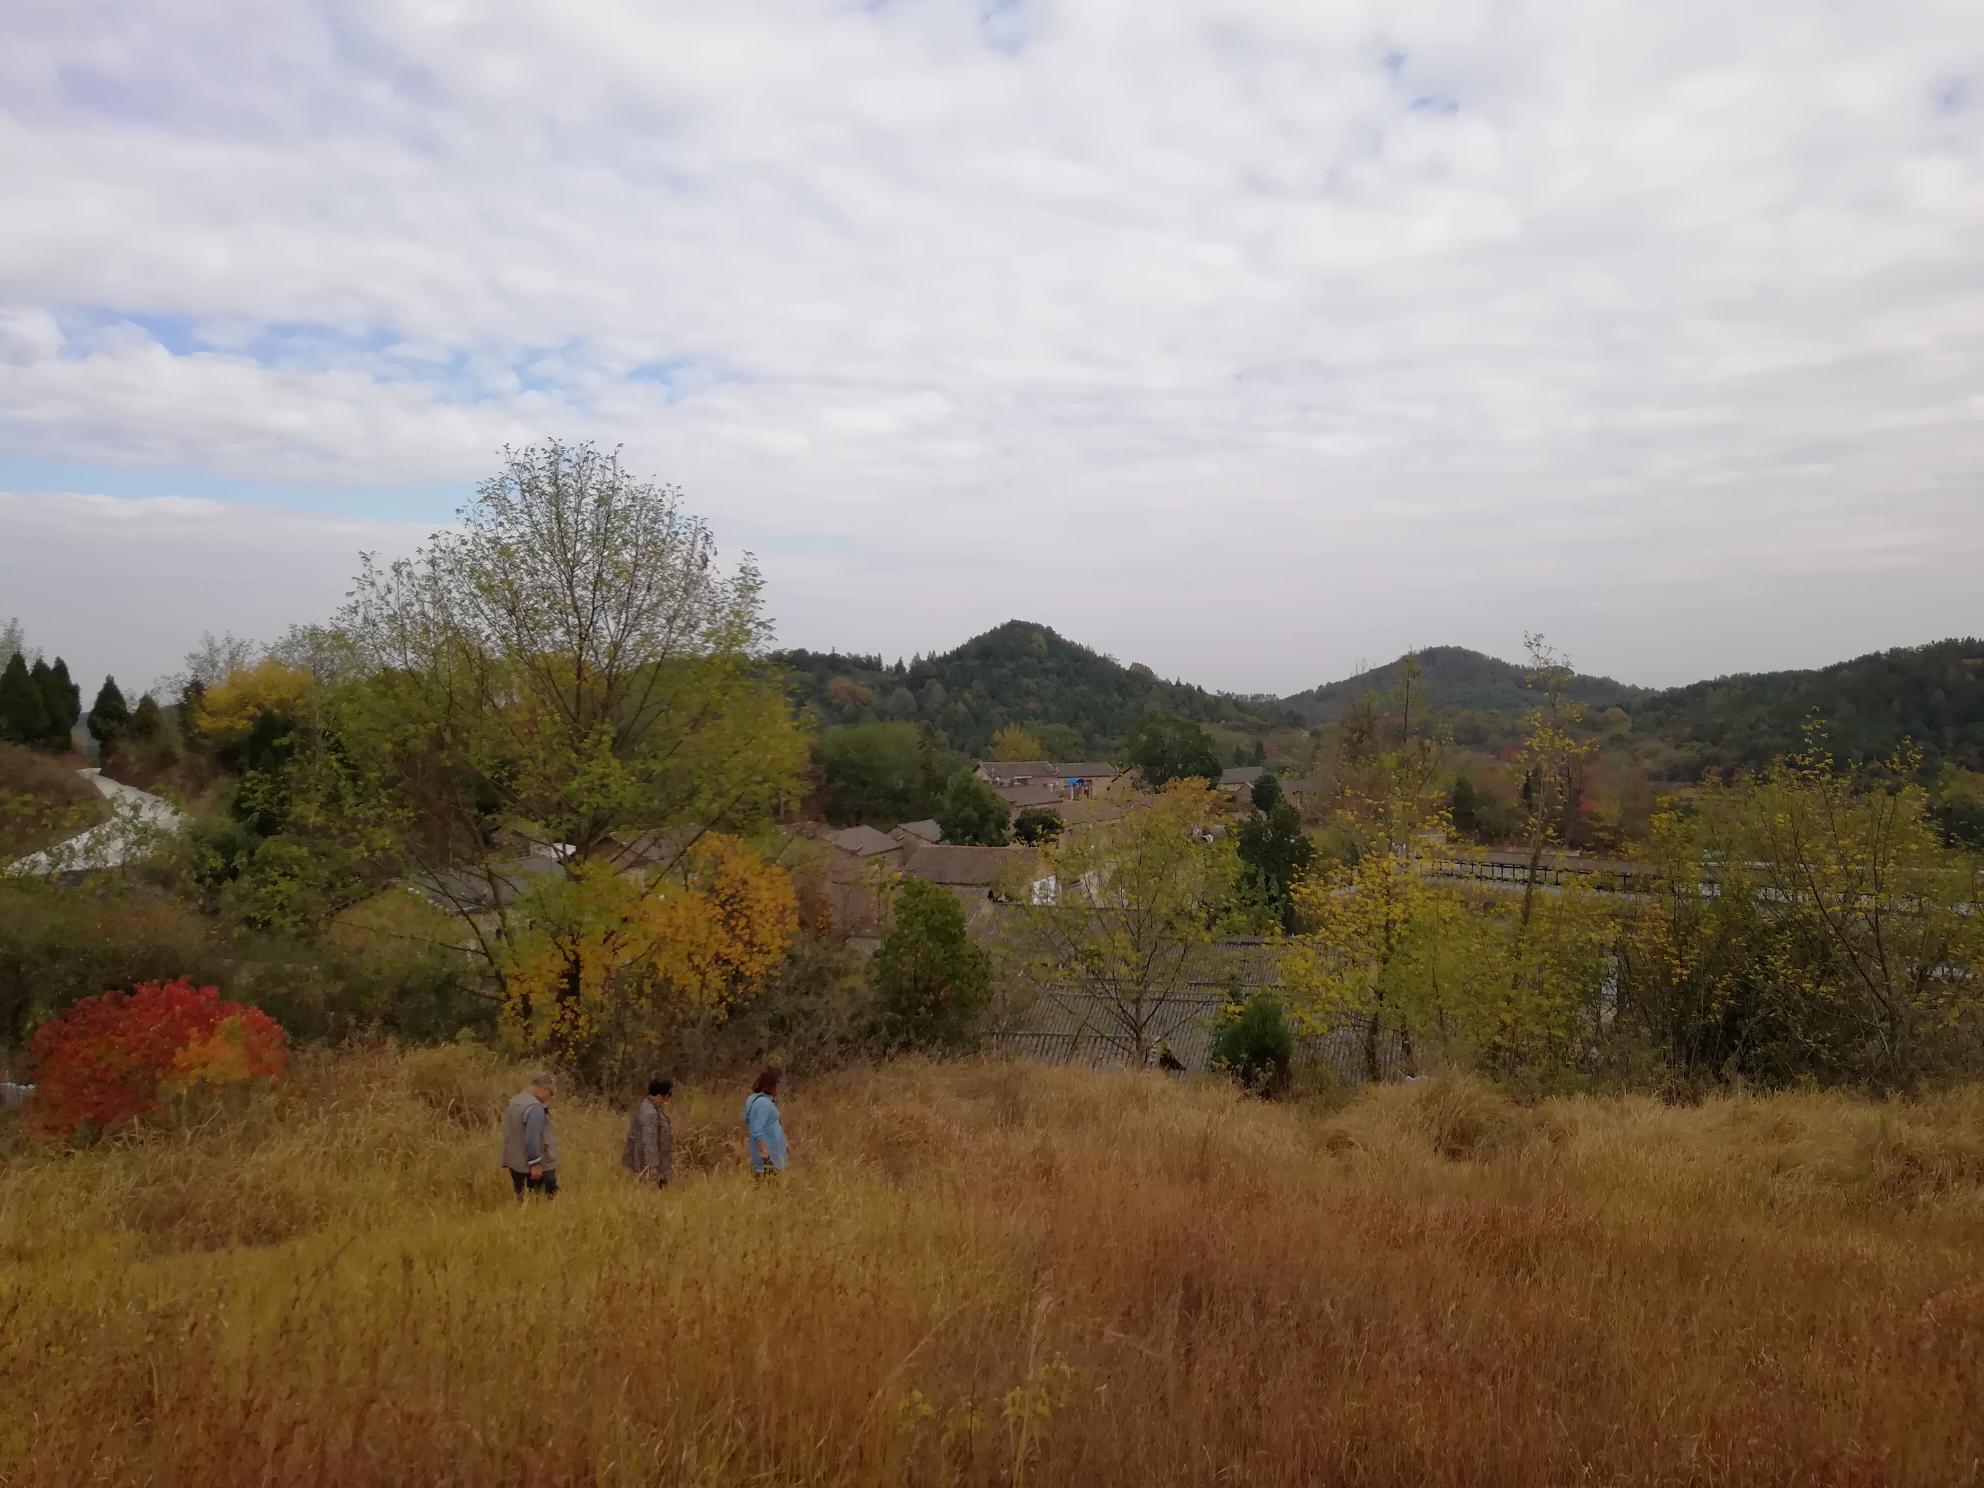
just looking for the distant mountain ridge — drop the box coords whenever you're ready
[1279,645,1645,726]
[774,620,1293,756]
[1282,638,1984,772]
[1630,638,1984,771]
[778,622,1984,774]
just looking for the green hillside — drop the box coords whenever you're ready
[1281,638,1984,778]
[775,621,1292,755]
[1634,638,1984,773]
[1280,645,1644,726]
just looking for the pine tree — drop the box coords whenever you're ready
[131,693,165,742]
[1450,773,1482,839]
[49,657,81,733]
[0,652,52,745]
[29,658,68,748]
[90,676,131,757]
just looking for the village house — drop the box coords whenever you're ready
[896,841,1041,924]
[993,781,1069,812]
[1219,765,1266,796]
[974,760,1125,801]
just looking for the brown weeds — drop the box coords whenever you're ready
[0,1053,1979,1486]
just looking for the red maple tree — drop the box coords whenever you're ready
[28,977,287,1135]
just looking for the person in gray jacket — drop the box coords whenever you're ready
[621,1076,674,1188]
[501,1073,559,1199]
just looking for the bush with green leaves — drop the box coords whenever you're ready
[1212,994,1294,1096]
[871,877,992,1052]
[1011,807,1063,845]
[935,769,1010,847]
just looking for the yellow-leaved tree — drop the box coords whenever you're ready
[1282,806,1470,1081]
[989,724,1043,761]
[194,660,315,747]
[1285,647,1613,1086]
[500,835,797,1076]
[1284,655,1468,1078]
[1732,732,1981,1089]
[328,440,809,1078]
[1007,780,1240,1063]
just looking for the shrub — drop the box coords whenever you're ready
[669,927,875,1075]
[1012,807,1064,845]
[27,977,287,1137]
[872,878,992,1052]
[0,881,231,1049]
[1212,994,1294,1095]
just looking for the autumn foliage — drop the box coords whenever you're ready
[28,977,287,1134]
[499,835,798,1069]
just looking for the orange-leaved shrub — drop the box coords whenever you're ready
[28,977,287,1135]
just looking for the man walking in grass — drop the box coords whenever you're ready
[501,1072,559,1199]
[622,1076,674,1188]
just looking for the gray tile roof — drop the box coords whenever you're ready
[1051,761,1121,779]
[900,841,1034,887]
[995,783,1067,810]
[410,855,564,910]
[976,761,1053,788]
[827,825,904,858]
[986,937,1409,1081]
[977,760,1123,782]
[1221,766,1267,786]
[894,819,942,844]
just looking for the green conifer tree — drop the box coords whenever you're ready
[90,676,131,757]
[0,652,51,745]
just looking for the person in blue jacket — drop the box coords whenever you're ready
[743,1066,786,1177]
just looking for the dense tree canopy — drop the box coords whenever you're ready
[814,723,937,826]
[777,621,1291,755]
[935,769,1010,847]
[0,654,51,747]
[1236,801,1313,933]
[326,440,807,1072]
[871,877,992,1052]
[1123,714,1223,789]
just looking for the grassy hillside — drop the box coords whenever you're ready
[778,620,1291,755]
[0,745,108,860]
[5,1047,1981,1484]
[1281,645,1644,726]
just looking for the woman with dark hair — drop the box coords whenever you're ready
[743,1066,786,1177]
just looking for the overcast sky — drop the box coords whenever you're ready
[2,0,1981,700]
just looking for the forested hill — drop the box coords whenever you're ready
[774,621,1291,754]
[1633,638,1984,772]
[1280,645,1644,726]
[1282,638,1984,774]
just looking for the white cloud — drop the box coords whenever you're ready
[0,491,430,695]
[0,0,1981,693]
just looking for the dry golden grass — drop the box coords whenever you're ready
[2,1048,1981,1486]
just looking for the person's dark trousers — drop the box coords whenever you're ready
[508,1168,559,1199]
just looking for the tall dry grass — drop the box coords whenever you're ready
[2,1048,1980,1486]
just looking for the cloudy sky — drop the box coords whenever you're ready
[2,0,1981,699]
